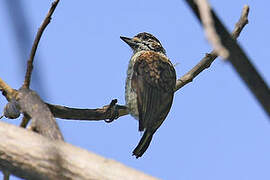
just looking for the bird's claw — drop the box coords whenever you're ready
[104,99,119,123]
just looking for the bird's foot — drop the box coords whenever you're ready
[104,99,119,123]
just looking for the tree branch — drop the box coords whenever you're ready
[175,5,249,91]
[0,121,157,180]
[17,88,64,140]
[0,0,63,140]
[185,0,270,117]
[23,0,60,89]
[0,0,63,173]
[47,101,128,121]
[1,3,63,178]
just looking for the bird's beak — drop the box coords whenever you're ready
[120,36,138,49]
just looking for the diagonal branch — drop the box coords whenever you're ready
[175,5,249,91]
[185,0,270,117]
[23,0,59,89]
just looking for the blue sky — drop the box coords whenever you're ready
[0,0,270,179]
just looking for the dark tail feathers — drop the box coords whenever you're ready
[132,130,153,158]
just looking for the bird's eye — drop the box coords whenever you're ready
[142,35,148,40]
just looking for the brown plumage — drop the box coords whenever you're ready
[121,32,176,158]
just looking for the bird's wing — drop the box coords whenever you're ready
[131,51,176,132]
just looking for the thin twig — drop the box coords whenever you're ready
[175,5,249,91]
[22,0,60,89]
[232,5,249,39]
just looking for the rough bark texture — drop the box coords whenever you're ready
[0,121,157,180]
[17,88,64,140]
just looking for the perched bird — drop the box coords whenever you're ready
[120,32,176,158]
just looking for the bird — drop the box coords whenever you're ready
[120,32,176,158]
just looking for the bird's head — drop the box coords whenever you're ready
[120,32,166,54]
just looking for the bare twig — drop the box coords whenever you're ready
[231,5,249,39]
[175,5,249,91]
[23,0,60,89]
[185,0,270,117]
[17,0,61,137]
[195,0,228,58]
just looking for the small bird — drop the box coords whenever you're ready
[120,32,176,158]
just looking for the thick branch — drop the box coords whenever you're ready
[0,121,157,180]
[185,1,270,117]
[0,82,63,140]
[17,88,63,140]
[23,0,59,88]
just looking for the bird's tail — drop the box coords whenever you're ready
[133,130,153,158]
